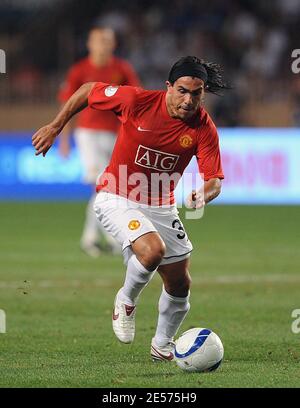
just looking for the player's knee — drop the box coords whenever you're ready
[183,274,192,295]
[137,235,166,271]
[166,273,191,297]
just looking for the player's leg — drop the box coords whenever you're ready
[117,231,166,305]
[94,193,166,343]
[113,232,166,343]
[151,258,191,361]
[138,206,192,360]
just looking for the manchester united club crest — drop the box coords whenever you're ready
[179,134,193,148]
[128,220,141,230]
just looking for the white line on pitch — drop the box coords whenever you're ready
[0,274,300,289]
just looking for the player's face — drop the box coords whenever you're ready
[87,28,116,57]
[166,77,205,120]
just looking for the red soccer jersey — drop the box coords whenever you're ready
[88,82,224,205]
[58,56,140,131]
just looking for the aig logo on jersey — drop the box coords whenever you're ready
[135,145,179,172]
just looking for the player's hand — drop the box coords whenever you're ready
[186,189,205,209]
[32,124,60,157]
[58,137,71,158]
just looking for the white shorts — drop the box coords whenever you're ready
[74,127,116,184]
[94,192,193,266]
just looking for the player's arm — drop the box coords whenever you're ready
[186,117,224,209]
[32,82,95,156]
[58,116,75,158]
[187,178,222,209]
[204,177,222,203]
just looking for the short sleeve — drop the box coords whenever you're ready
[196,117,224,181]
[88,82,138,123]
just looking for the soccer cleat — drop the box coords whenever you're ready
[151,338,175,362]
[112,291,136,344]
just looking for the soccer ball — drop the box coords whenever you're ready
[174,328,224,372]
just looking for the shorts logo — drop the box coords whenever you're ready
[135,145,179,171]
[128,220,141,230]
[179,134,193,148]
[104,86,119,97]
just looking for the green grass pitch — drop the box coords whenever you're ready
[0,202,299,388]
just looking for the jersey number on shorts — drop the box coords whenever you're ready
[172,219,186,240]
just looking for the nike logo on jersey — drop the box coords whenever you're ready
[137,126,152,132]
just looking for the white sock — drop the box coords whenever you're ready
[118,255,156,306]
[154,286,190,347]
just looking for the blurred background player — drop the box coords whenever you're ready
[58,26,141,257]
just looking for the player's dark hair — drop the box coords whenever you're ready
[168,56,231,95]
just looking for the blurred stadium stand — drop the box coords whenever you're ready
[0,0,299,129]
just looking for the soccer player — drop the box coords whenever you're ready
[32,56,229,361]
[58,26,140,257]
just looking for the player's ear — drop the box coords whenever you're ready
[166,81,173,91]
